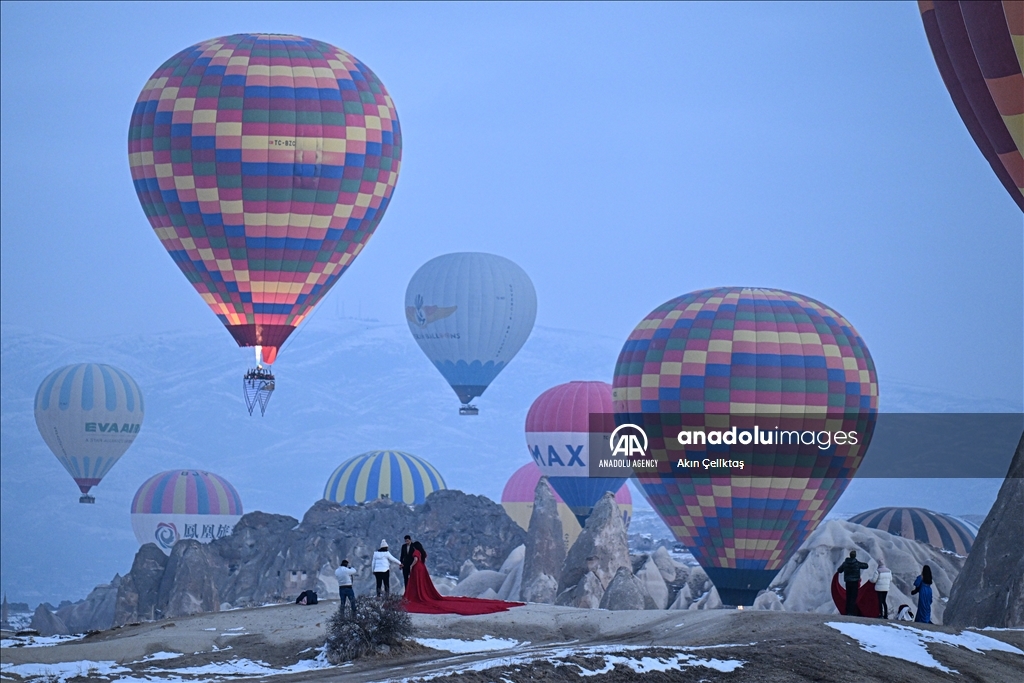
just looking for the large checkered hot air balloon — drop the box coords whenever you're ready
[613,288,878,605]
[129,34,402,414]
[35,364,144,503]
[918,1,1023,211]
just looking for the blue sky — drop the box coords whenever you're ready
[2,1,1021,406]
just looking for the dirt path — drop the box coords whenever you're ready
[2,602,1022,682]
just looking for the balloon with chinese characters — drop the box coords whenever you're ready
[131,470,243,555]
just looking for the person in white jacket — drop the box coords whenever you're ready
[372,540,401,596]
[873,561,892,619]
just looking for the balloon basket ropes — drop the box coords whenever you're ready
[79,495,95,504]
[243,367,275,417]
[459,404,479,416]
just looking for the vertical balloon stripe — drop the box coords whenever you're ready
[38,368,61,411]
[195,472,210,514]
[324,451,446,506]
[58,366,80,410]
[112,367,136,412]
[213,479,229,515]
[81,365,95,410]
[98,365,118,411]
[353,455,373,504]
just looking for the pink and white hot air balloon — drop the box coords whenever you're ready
[525,380,625,526]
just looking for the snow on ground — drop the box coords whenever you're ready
[0,659,130,682]
[414,635,522,653]
[826,622,1024,674]
[0,633,87,648]
[388,643,747,682]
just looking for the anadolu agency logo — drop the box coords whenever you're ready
[609,423,648,458]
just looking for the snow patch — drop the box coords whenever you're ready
[138,651,182,662]
[414,635,521,653]
[827,621,1024,674]
[0,659,130,682]
[0,633,87,648]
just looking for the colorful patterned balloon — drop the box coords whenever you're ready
[129,34,402,366]
[919,1,1023,211]
[324,450,446,506]
[35,364,144,502]
[501,462,632,549]
[613,287,878,605]
[525,381,625,526]
[131,470,243,555]
[849,507,978,556]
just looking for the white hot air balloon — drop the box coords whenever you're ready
[405,253,537,414]
[35,364,144,503]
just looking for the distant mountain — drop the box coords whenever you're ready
[1,320,1017,605]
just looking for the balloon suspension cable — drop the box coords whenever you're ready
[243,360,275,416]
[459,404,479,416]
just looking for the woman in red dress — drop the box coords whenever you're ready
[403,542,523,615]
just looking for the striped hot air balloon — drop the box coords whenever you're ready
[128,34,402,413]
[501,462,632,549]
[131,470,243,555]
[848,507,978,556]
[35,364,144,503]
[324,451,446,506]
[919,1,1024,211]
[613,287,878,606]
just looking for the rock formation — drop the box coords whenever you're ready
[946,432,1024,627]
[112,489,525,625]
[113,543,168,626]
[634,556,669,609]
[599,567,646,610]
[56,575,120,633]
[557,493,631,605]
[521,478,565,604]
[29,604,67,636]
[763,519,963,622]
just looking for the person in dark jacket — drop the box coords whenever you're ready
[837,550,868,616]
[912,564,934,624]
[400,535,414,587]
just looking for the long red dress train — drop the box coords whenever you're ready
[403,550,523,615]
[830,573,880,617]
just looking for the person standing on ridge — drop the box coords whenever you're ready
[334,560,357,619]
[838,550,868,616]
[400,535,414,587]
[873,560,892,619]
[912,565,934,624]
[372,540,402,596]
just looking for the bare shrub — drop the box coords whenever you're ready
[325,594,413,663]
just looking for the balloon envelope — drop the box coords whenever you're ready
[35,364,144,500]
[131,470,243,555]
[324,450,446,506]
[525,381,625,526]
[848,507,977,555]
[613,287,878,605]
[501,462,631,549]
[918,1,1023,211]
[129,34,403,365]
[405,253,536,406]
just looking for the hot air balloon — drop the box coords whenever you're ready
[848,507,978,555]
[501,462,632,549]
[405,253,536,415]
[324,451,446,505]
[35,364,144,503]
[613,287,878,605]
[526,381,625,527]
[919,1,1023,211]
[131,470,243,555]
[128,34,402,414]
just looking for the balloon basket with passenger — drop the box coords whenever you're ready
[243,346,275,417]
[459,404,479,416]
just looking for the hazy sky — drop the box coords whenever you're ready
[2,1,1022,405]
